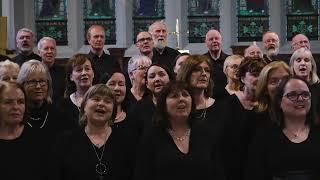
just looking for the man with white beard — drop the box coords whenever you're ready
[148,20,180,72]
[262,31,280,63]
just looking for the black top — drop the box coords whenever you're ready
[88,51,120,82]
[221,94,269,180]
[127,95,156,138]
[311,82,320,120]
[12,52,41,66]
[56,96,80,131]
[203,51,229,100]
[0,126,45,180]
[49,64,66,102]
[50,127,136,180]
[246,124,320,180]
[133,124,225,180]
[0,54,11,61]
[152,46,180,72]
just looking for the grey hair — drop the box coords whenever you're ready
[289,48,320,84]
[16,28,34,41]
[0,60,20,72]
[148,20,167,33]
[17,60,53,104]
[37,37,56,50]
[127,55,152,84]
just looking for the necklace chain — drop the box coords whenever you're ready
[168,129,191,142]
[284,126,308,138]
[27,111,49,128]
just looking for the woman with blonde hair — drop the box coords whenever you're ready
[223,55,243,95]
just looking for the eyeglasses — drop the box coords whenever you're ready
[227,64,239,70]
[294,40,309,46]
[133,65,149,71]
[24,80,48,87]
[137,37,152,43]
[283,91,311,102]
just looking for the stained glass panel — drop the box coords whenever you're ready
[188,0,220,43]
[132,0,165,42]
[237,0,269,42]
[83,0,116,44]
[286,0,318,40]
[35,0,68,45]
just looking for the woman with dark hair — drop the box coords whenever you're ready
[246,76,320,180]
[134,81,224,180]
[51,84,136,180]
[58,53,96,130]
[128,63,173,137]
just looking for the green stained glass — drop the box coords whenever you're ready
[132,0,165,43]
[286,0,318,40]
[83,0,116,44]
[34,0,68,45]
[188,0,220,43]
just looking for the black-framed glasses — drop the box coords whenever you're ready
[137,37,152,43]
[283,91,311,102]
[133,65,149,71]
[24,80,48,87]
[227,64,239,70]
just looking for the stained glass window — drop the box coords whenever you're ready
[132,0,165,42]
[83,0,116,44]
[188,0,220,43]
[286,0,318,40]
[35,0,68,45]
[237,0,269,42]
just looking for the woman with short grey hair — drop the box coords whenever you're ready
[127,55,151,102]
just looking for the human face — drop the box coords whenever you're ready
[88,27,105,51]
[0,67,19,83]
[292,53,312,81]
[131,60,150,86]
[0,87,25,125]
[281,79,311,119]
[106,73,126,105]
[16,31,33,53]
[190,62,211,90]
[136,32,154,55]
[205,30,222,53]
[166,89,192,121]
[174,55,188,75]
[225,59,241,80]
[245,45,263,58]
[39,40,57,67]
[241,71,259,91]
[263,32,279,56]
[267,67,289,101]
[292,34,310,51]
[24,72,48,105]
[150,23,168,49]
[84,94,114,126]
[146,66,170,95]
[70,60,95,90]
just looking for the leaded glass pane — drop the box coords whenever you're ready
[35,0,68,45]
[237,0,269,42]
[132,0,165,42]
[83,0,116,44]
[286,0,318,40]
[188,0,220,43]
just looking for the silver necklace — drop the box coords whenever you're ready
[27,111,49,128]
[91,142,107,179]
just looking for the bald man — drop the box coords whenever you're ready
[204,29,230,99]
[291,34,311,51]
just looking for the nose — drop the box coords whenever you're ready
[81,69,87,75]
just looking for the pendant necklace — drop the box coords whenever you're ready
[91,142,107,179]
[168,129,191,141]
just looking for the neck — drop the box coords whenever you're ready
[170,120,190,132]
[284,116,307,129]
[209,50,221,60]
[29,101,44,109]
[156,47,165,54]
[0,123,24,140]
[243,87,256,101]
[226,80,240,92]
[152,94,158,106]
[20,50,32,56]
[91,48,103,57]
[131,84,145,99]
[142,51,153,59]
[76,88,89,97]
[193,90,207,109]
[85,123,110,136]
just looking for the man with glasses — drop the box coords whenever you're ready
[136,31,154,59]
